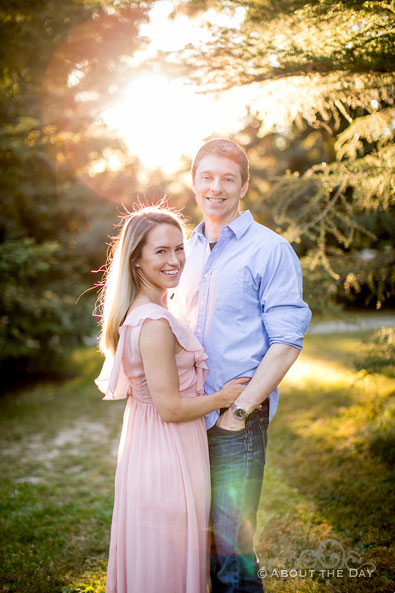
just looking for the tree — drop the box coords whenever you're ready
[2,0,394,379]
[163,0,395,311]
[0,0,151,380]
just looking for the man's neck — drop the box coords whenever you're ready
[203,213,240,242]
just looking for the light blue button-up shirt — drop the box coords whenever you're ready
[174,210,312,429]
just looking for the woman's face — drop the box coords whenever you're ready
[136,223,185,291]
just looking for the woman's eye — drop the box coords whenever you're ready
[157,249,166,254]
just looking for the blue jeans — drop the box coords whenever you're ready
[207,402,269,593]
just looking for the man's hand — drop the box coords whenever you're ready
[216,408,246,431]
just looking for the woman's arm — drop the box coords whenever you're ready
[139,318,245,423]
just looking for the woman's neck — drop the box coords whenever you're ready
[132,287,168,309]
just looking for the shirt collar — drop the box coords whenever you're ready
[191,210,253,241]
[191,220,206,240]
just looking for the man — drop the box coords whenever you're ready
[175,138,311,592]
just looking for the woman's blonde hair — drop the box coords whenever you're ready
[98,205,185,356]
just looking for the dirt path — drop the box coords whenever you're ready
[309,314,395,334]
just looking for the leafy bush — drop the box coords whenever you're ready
[354,327,395,377]
[0,238,96,383]
[354,328,395,465]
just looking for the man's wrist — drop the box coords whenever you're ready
[217,408,246,429]
[231,403,248,420]
[233,398,256,416]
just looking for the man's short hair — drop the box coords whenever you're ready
[192,138,249,185]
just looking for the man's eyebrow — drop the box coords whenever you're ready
[199,169,237,177]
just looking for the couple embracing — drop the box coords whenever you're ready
[96,138,312,593]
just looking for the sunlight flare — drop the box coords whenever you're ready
[101,74,247,173]
[99,1,250,173]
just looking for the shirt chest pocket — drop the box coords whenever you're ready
[208,265,245,312]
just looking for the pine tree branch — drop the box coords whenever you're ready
[298,180,346,235]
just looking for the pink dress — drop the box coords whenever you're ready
[95,304,210,593]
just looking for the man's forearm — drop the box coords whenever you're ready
[236,343,300,415]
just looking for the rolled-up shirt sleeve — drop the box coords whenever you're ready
[260,242,312,350]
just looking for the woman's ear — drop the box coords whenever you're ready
[131,254,140,268]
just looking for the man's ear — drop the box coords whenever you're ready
[240,180,249,199]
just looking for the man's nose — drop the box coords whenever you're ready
[209,176,222,193]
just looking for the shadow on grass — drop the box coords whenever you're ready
[0,346,120,593]
[255,333,395,593]
[1,335,394,593]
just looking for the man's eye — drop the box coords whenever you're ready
[176,246,184,251]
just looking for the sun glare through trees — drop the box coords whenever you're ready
[2,0,394,377]
[99,1,249,173]
[100,73,237,173]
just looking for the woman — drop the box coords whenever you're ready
[95,206,246,593]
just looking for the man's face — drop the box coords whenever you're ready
[192,154,248,226]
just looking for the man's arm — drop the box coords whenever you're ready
[216,342,299,430]
[217,241,311,431]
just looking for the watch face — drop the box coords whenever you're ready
[233,406,246,419]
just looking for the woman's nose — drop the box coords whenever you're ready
[168,251,179,265]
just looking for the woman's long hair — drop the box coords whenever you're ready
[98,206,185,356]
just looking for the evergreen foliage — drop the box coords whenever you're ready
[167,0,395,311]
[1,0,394,378]
[0,237,92,375]
[172,0,394,87]
[0,0,151,380]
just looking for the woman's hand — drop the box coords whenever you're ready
[218,377,250,408]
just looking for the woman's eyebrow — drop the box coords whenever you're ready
[152,242,184,249]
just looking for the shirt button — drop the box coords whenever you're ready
[200,300,204,305]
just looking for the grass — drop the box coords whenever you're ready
[0,348,119,593]
[255,332,395,593]
[0,329,394,592]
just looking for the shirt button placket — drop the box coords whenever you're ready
[197,269,210,339]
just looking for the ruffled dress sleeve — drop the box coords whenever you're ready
[95,327,132,400]
[95,304,208,400]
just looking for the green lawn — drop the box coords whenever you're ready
[256,332,395,593]
[0,330,394,593]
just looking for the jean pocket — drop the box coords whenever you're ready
[211,425,247,435]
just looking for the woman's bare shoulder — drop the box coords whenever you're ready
[139,317,174,349]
